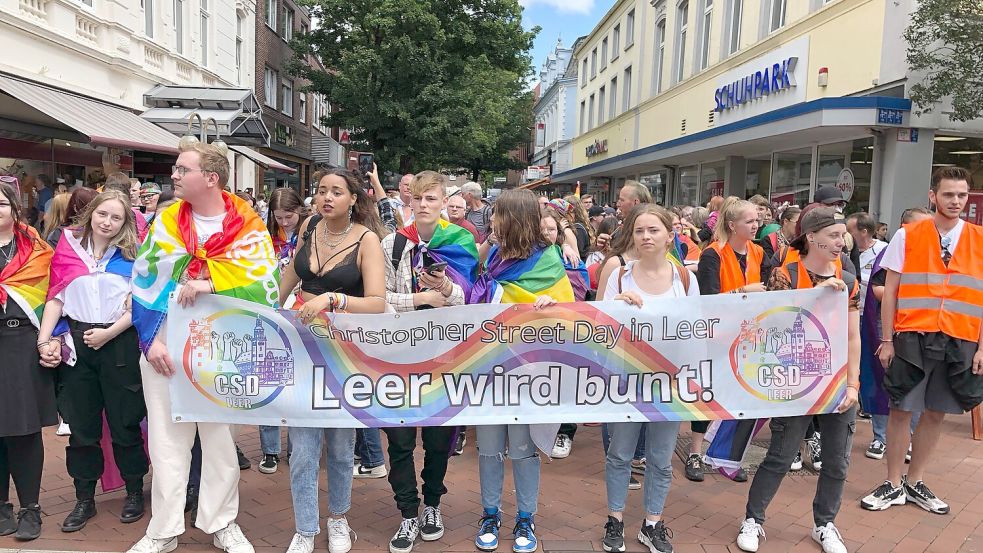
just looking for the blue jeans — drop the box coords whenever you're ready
[871,411,920,444]
[605,422,680,515]
[355,428,385,468]
[602,423,645,458]
[259,425,282,455]
[476,424,540,514]
[288,427,355,536]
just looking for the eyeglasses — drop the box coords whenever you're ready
[140,194,159,201]
[172,165,211,177]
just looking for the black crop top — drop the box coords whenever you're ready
[294,221,368,297]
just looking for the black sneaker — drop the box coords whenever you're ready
[236,445,250,470]
[684,454,704,482]
[419,506,444,541]
[638,521,673,553]
[902,477,949,514]
[14,504,41,541]
[602,516,625,552]
[453,432,467,456]
[0,502,16,536]
[865,440,886,460]
[790,451,803,471]
[807,433,822,471]
[259,454,279,474]
[860,481,905,511]
[628,475,642,490]
[389,517,420,553]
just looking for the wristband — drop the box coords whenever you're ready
[339,293,348,311]
[846,384,860,391]
[880,339,893,343]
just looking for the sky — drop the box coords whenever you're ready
[520,0,614,87]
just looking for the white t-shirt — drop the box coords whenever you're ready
[858,239,888,310]
[879,218,965,274]
[602,260,701,302]
[192,211,226,246]
[56,238,129,324]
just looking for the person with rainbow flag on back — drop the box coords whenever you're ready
[127,141,280,553]
[380,171,479,553]
[468,188,574,553]
[0,180,56,541]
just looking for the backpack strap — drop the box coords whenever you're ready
[677,263,691,294]
[617,255,626,266]
[302,214,322,242]
[617,266,626,294]
[392,232,409,272]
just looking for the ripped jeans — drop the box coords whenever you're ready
[476,424,540,514]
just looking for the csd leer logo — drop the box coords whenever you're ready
[730,307,832,402]
[183,309,295,410]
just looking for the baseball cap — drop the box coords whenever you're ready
[789,206,846,251]
[548,198,572,214]
[814,186,846,206]
[588,206,605,218]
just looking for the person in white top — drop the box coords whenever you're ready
[36,190,149,532]
[600,204,698,553]
[846,212,888,310]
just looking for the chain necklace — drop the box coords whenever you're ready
[0,238,14,263]
[319,219,353,249]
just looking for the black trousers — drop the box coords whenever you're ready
[0,433,44,506]
[61,324,148,499]
[383,426,455,519]
[558,423,578,439]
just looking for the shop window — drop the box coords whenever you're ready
[771,148,812,207]
[745,157,771,200]
[675,165,699,207]
[817,137,874,215]
[640,171,668,205]
[700,161,725,205]
[933,136,983,188]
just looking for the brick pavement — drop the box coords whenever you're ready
[2,414,981,553]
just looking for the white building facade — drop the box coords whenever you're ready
[531,38,580,178]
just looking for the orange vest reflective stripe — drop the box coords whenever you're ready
[895,218,983,343]
[708,240,763,293]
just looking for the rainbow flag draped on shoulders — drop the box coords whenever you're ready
[0,224,53,327]
[132,192,280,352]
[398,219,479,294]
[469,243,574,304]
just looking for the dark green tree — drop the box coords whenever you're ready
[291,0,538,174]
[905,0,983,122]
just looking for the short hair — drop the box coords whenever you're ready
[181,142,230,186]
[901,206,931,224]
[461,181,483,198]
[104,172,131,194]
[581,194,594,201]
[621,181,652,204]
[748,194,772,211]
[410,171,448,197]
[846,211,877,234]
[930,166,973,191]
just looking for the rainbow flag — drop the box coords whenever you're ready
[48,228,133,300]
[398,219,479,295]
[132,192,280,352]
[564,258,590,301]
[469,244,574,304]
[0,224,53,328]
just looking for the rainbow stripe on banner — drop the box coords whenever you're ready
[167,288,850,428]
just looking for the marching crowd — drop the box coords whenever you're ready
[0,141,981,553]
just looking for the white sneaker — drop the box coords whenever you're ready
[551,434,572,458]
[213,522,255,553]
[811,522,847,553]
[286,533,315,553]
[736,518,765,552]
[56,421,72,436]
[127,535,178,553]
[353,463,388,479]
[327,517,355,553]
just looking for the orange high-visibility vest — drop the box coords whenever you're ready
[680,234,701,264]
[776,260,858,298]
[781,246,843,272]
[707,240,763,293]
[895,218,983,343]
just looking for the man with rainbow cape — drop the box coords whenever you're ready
[127,142,279,553]
[380,171,479,553]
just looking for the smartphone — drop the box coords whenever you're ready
[358,153,375,176]
[425,261,448,274]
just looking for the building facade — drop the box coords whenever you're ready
[556,0,983,228]
[531,38,579,179]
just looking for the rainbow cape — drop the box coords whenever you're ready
[859,248,890,416]
[398,219,479,294]
[564,258,589,301]
[0,224,53,327]
[469,244,574,304]
[132,192,280,352]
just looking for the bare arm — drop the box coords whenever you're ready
[595,256,622,301]
[37,298,64,344]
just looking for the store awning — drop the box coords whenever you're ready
[229,145,297,173]
[142,85,271,146]
[518,176,550,190]
[0,74,179,154]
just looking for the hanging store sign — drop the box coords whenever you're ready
[713,36,809,125]
[586,139,608,158]
[835,169,855,201]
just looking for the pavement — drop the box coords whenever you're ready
[2,413,981,553]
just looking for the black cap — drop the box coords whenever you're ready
[789,206,846,251]
[814,186,846,206]
[588,206,605,218]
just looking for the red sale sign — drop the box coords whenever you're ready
[961,192,983,225]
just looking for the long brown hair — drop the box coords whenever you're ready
[315,168,385,238]
[541,207,565,246]
[564,194,597,245]
[492,189,544,260]
[73,190,139,260]
[66,187,98,227]
[607,204,674,263]
[267,187,307,239]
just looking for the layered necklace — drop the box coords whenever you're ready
[319,218,354,249]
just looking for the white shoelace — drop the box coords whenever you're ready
[328,518,354,542]
[741,519,765,541]
[220,524,248,547]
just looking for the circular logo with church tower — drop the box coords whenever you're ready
[182,308,295,410]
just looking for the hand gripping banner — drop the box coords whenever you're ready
[166,289,849,427]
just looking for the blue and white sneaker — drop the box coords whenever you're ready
[475,509,501,551]
[512,512,537,553]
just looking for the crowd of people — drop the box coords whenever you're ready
[0,142,980,553]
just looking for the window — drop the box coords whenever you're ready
[265,0,276,30]
[283,7,294,41]
[700,0,712,69]
[200,0,209,66]
[236,14,243,82]
[591,48,597,79]
[623,66,632,111]
[601,37,608,71]
[675,1,689,83]
[581,59,588,86]
[770,0,786,32]
[264,68,278,108]
[302,23,308,35]
[579,101,586,133]
[144,0,154,38]
[625,9,635,48]
[174,0,183,53]
[654,19,666,93]
[281,79,293,116]
[612,25,620,60]
[727,0,742,54]
[609,77,618,120]
[588,94,595,130]
[299,93,306,123]
[598,86,606,125]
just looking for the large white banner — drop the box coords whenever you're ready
[166,289,849,427]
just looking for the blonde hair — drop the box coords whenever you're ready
[713,196,756,243]
[179,141,230,186]
[410,171,448,197]
[43,192,71,238]
[620,181,652,204]
[72,190,139,260]
[492,189,544,260]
